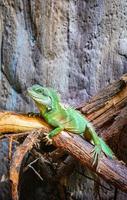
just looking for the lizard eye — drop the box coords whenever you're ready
[42,89,49,96]
[36,89,42,93]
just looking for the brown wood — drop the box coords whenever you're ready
[10,130,42,200]
[0,111,127,193]
[1,74,127,197]
[53,131,127,192]
[78,74,127,130]
[0,111,51,133]
[77,74,127,163]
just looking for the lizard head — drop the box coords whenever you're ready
[27,84,60,110]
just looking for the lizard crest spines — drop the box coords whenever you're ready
[27,84,115,165]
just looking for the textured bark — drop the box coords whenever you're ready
[78,74,127,163]
[10,130,41,200]
[1,74,127,198]
[54,132,127,192]
[0,111,51,133]
[8,128,127,199]
[1,0,127,111]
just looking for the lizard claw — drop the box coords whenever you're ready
[28,112,41,118]
[42,133,52,145]
[91,145,102,166]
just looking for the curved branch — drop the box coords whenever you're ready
[0,111,127,192]
[10,130,41,200]
[1,74,127,194]
[53,131,127,192]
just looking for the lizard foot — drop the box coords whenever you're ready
[42,133,52,145]
[91,145,102,166]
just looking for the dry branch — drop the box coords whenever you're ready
[1,74,127,197]
[10,130,42,200]
[53,131,127,191]
[0,111,127,193]
[78,74,127,161]
[0,111,51,133]
[78,74,127,133]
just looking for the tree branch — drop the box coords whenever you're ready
[0,74,127,195]
[78,74,127,132]
[0,111,127,193]
[10,130,41,200]
[53,131,127,192]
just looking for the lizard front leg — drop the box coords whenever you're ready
[43,126,64,145]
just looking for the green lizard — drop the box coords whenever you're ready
[27,84,114,165]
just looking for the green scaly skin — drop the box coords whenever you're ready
[27,84,115,165]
